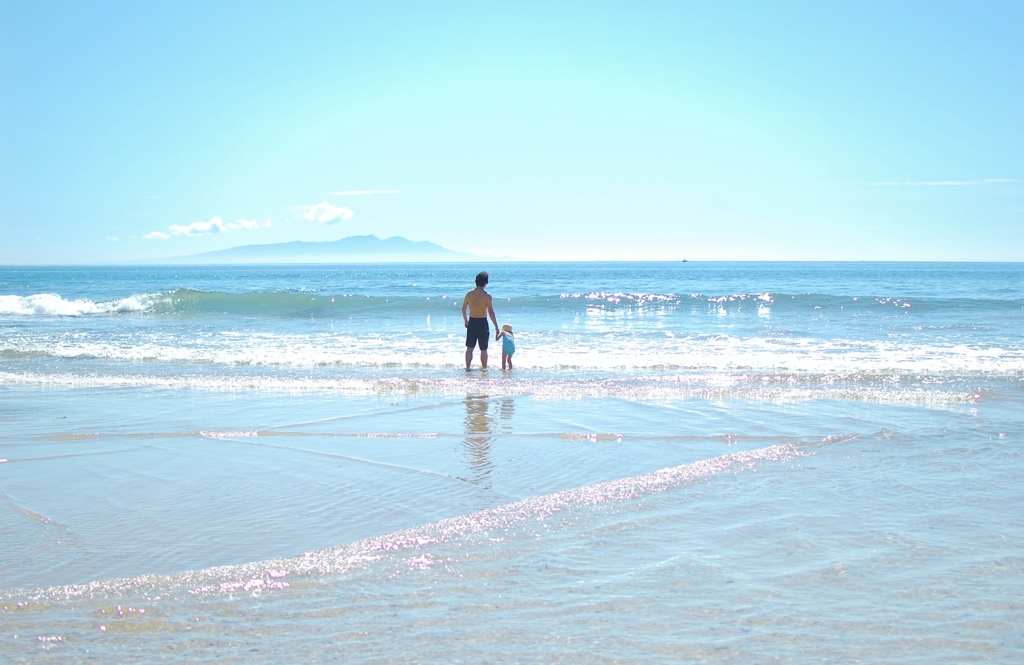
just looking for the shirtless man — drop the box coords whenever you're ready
[462,271,499,369]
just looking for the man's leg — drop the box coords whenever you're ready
[480,349,488,369]
[466,346,473,369]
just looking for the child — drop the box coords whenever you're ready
[496,324,515,370]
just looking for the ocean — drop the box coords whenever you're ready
[1,262,1022,662]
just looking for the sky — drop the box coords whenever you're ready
[1,1,1022,263]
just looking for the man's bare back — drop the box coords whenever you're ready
[463,287,493,319]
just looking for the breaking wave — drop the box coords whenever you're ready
[0,293,157,317]
[3,288,1023,319]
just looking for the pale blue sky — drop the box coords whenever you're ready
[1,1,1021,263]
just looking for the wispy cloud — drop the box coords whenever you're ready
[328,189,402,196]
[302,201,355,224]
[106,236,119,242]
[145,217,271,240]
[871,178,1018,187]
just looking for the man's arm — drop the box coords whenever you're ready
[462,293,470,328]
[487,294,498,332]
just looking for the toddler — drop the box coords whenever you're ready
[496,324,515,370]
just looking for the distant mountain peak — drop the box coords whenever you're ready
[151,235,486,264]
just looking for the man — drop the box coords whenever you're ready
[462,271,499,369]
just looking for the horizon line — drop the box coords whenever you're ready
[5,259,1024,267]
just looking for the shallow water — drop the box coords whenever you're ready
[2,263,1022,661]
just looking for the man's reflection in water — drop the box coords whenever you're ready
[462,394,495,491]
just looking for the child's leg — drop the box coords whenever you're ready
[501,352,508,370]
[507,353,513,370]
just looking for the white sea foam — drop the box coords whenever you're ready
[0,293,156,316]
[0,370,981,405]
[1,330,1021,375]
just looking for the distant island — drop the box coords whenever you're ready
[151,235,485,264]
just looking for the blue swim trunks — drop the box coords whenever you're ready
[466,317,489,350]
